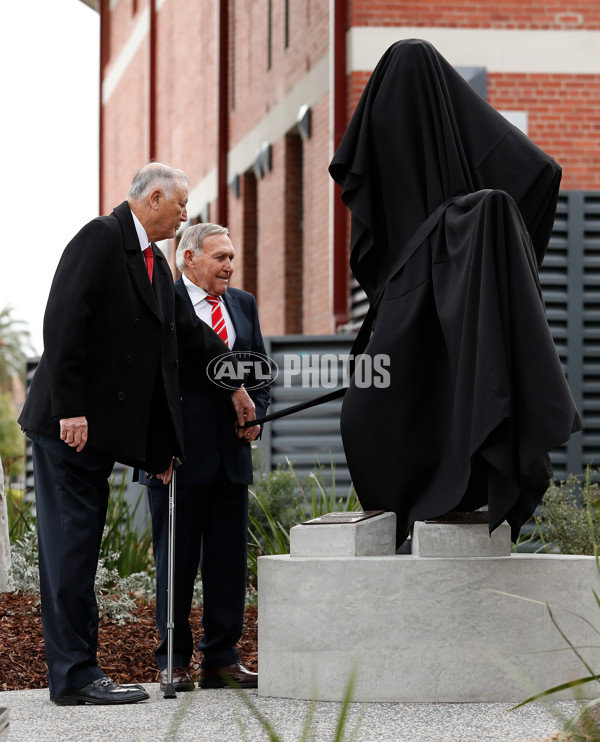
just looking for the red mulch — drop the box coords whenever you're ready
[0,591,257,692]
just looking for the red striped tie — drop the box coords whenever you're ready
[143,245,154,283]
[205,295,229,347]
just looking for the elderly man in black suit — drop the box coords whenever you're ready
[142,223,269,692]
[18,165,256,706]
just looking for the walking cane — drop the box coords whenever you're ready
[163,464,177,699]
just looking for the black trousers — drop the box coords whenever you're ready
[147,475,249,671]
[30,434,114,699]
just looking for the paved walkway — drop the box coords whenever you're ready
[0,684,582,741]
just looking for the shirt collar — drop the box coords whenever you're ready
[182,272,220,307]
[130,209,150,251]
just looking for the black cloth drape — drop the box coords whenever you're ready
[329,39,582,544]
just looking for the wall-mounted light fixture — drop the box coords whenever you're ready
[259,141,272,173]
[297,104,311,141]
[253,141,272,179]
[229,173,240,198]
[252,149,263,179]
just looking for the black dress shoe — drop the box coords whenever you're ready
[159,666,195,692]
[198,663,258,689]
[53,676,150,706]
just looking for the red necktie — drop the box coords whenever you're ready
[205,295,229,347]
[143,245,154,283]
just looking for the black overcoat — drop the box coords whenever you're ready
[19,201,228,472]
[329,39,582,543]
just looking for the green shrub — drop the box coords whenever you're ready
[9,526,143,624]
[6,478,35,542]
[538,467,600,555]
[247,453,359,578]
[100,469,154,577]
[0,393,25,475]
[249,448,299,539]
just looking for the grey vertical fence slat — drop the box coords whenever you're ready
[260,335,355,493]
[538,191,600,479]
[580,192,600,474]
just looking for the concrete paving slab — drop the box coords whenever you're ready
[0,684,584,742]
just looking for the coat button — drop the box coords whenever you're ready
[134,318,140,326]
[170,321,175,331]
[126,356,133,364]
[174,359,179,368]
[117,392,126,401]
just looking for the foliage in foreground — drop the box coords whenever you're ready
[508,498,600,740]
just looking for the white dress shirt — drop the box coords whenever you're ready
[182,273,237,348]
[131,209,150,251]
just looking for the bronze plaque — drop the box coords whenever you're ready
[301,510,385,525]
[424,511,488,525]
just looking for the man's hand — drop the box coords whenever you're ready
[156,459,174,485]
[59,416,88,452]
[232,386,258,441]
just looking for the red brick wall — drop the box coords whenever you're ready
[101,0,219,210]
[489,74,600,189]
[229,0,329,148]
[103,0,146,68]
[347,69,600,190]
[284,134,303,334]
[100,0,600,335]
[154,0,218,186]
[101,44,150,210]
[348,1,600,29]
[228,172,258,297]
[256,138,286,334]
[302,95,334,334]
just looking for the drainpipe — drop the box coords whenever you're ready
[217,0,229,225]
[330,0,348,329]
[149,0,157,161]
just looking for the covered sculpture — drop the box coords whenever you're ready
[329,39,582,545]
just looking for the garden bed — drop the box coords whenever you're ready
[0,590,257,691]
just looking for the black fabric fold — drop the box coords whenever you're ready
[329,39,581,544]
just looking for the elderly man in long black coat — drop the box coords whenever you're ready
[19,163,256,705]
[329,39,582,547]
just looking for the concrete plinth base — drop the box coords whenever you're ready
[258,513,600,702]
[412,519,512,557]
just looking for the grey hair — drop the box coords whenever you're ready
[127,162,189,200]
[175,223,229,273]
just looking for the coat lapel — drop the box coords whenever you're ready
[113,202,161,321]
[175,277,194,312]
[176,277,248,349]
[223,290,248,350]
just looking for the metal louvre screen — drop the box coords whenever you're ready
[579,192,600,475]
[537,191,600,479]
[258,335,355,493]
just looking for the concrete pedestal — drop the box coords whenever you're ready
[258,513,600,702]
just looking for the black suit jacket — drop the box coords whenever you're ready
[142,280,270,487]
[19,202,228,471]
